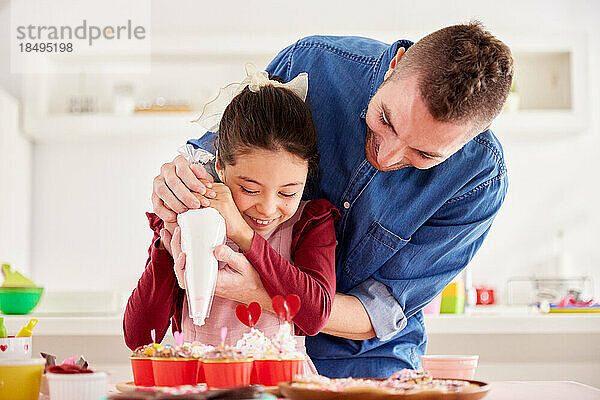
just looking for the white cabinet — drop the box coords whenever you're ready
[493,33,589,139]
[20,34,294,142]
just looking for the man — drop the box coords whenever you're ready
[151,22,513,378]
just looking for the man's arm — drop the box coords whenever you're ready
[322,293,376,340]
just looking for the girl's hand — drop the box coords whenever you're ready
[196,183,254,252]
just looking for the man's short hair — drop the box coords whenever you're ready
[393,21,514,133]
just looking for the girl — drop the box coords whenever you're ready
[123,67,339,363]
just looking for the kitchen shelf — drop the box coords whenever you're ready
[492,110,586,140]
[18,31,590,142]
[23,113,205,142]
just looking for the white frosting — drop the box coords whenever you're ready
[235,328,273,357]
[190,343,215,358]
[272,322,304,359]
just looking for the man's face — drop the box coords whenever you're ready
[365,75,474,171]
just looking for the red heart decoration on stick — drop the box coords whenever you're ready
[272,294,301,321]
[285,294,301,319]
[24,344,29,351]
[236,302,262,328]
[0,345,7,352]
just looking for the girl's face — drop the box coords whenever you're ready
[217,149,309,236]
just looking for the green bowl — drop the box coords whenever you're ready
[0,287,44,315]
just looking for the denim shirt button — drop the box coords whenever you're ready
[343,201,350,209]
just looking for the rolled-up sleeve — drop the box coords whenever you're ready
[348,278,407,341]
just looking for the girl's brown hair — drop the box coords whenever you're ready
[216,77,319,178]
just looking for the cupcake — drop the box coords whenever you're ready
[251,322,304,386]
[235,327,273,384]
[201,345,253,388]
[152,344,199,387]
[191,342,214,384]
[130,344,158,387]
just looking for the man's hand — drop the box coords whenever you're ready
[199,184,254,252]
[213,244,271,309]
[152,155,216,231]
[160,226,186,289]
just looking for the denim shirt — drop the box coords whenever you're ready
[188,35,508,378]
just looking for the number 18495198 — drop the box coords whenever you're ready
[19,42,73,52]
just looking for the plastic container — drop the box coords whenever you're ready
[440,282,465,314]
[422,293,442,315]
[130,357,155,387]
[420,355,479,380]
[0,358,45,400]
[202,359,253,388]
[0,336,32,360]
[0,286,44,314]
[152,358,199,387]
[440,295,465,314]
[253,358,304,386]
[46,371,107,400]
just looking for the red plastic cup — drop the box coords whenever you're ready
[130,357,154,387]
[253,358,304,386]
[202,359,253,388]
[152,358,199,387]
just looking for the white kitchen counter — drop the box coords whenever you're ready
[4,307,600,336]
[4,314,124,336]
[424,308,600,334]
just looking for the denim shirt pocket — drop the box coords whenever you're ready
[342,221,409,288]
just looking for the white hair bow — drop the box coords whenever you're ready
[193,63,309,133]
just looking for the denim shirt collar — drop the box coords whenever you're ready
[359,39,414,119]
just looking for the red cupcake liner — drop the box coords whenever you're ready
[196,362,205,384]
[253,358,304,387]
[130,357,155,387]
[152,358,199,387]
[202,359,253,388]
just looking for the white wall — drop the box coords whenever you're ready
[0,90,32,274]
[10,0,597,301]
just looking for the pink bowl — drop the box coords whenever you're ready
[420,355,479,380]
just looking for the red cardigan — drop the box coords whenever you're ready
[123,199,340,350]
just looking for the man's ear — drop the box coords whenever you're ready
[384,47,406,81]
[215,152,225,182]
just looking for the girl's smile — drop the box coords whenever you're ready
[217,149,309,236]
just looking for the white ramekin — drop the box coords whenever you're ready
[46,371,108,400]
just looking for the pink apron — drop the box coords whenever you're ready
[182,201,318,374]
